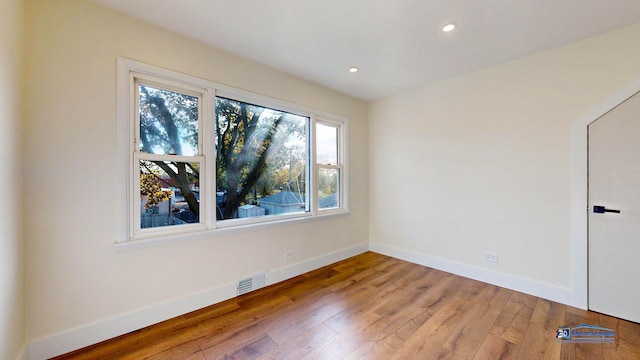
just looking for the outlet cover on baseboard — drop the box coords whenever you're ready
[484,253,499,263]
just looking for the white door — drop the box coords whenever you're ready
[588,90,640,323]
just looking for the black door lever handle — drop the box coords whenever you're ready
[593,205,621,214]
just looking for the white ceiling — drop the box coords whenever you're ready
[89,0,640,101]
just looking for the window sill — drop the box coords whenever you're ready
[114,210,351,252]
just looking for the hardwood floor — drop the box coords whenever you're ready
[52,252,640,359]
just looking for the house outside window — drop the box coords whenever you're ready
[117,58,348,243]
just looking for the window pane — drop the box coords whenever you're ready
[318,168,340,209]
[215,97,308,221]
[316,123,338,165]
[139,160,200,228]
[139,84,198,156]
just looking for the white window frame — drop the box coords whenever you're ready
[117,58,349,245]
[314,117,347,214]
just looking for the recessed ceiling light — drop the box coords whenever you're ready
[442,23,456,32]
[349,67,359,73]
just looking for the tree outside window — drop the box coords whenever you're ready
[137,83,202,229]
[215,97,308,220]
[120,58,348,242]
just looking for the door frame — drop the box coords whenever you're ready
[571,76,640,309]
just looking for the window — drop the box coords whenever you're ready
[215,97,309,224]
[118,58,348,243]
[316,121,343,210]
[135,81,205,235]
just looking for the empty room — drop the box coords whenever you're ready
[2,0,640,359]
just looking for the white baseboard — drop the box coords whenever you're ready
[24,242,369,360]
[26,283,237,360]
[27,241,571,359]
[369,242,574,306]
[268,242,369,285]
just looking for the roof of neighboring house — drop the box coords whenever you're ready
[318,193,339,209]
[259,191,305,205]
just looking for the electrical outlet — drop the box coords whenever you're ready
[484,253,499,263]
[284,250,295,260]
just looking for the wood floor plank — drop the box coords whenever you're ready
[193,295,294,346]
[266,293,344,345]
[490,291,537,346]
[203,334,277,360]
[52,252,640,360]
[258,323,338,360]
[372,266,447,318]
[390,296,474,359]
[473,333,520,360]
[517,299,565,360]
[561,305,604,360]
[599,315,640,360]
[440,286,513,359]
[144,341,207,360]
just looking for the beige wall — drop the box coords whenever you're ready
[369,23,640,296]
[0,0,25,358]
[23,0,368,347]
